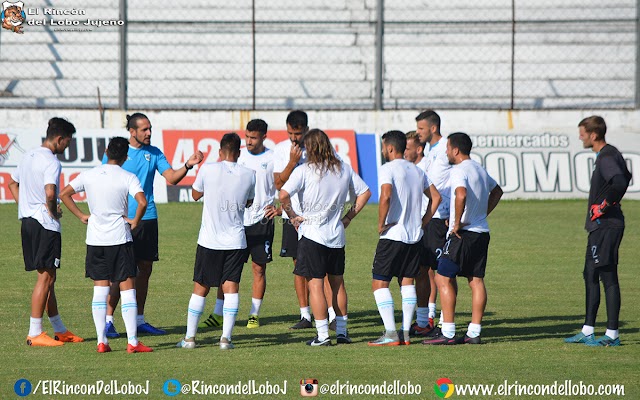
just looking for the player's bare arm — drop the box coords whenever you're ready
[422,184,442,229]
[8,178,19,203]
[192,188,204,202]
[378,183,396,234]
[452,186,467,238]
[59,184,89,224]
[45,183,62,219]
[487,185,503,216]
[162,150,205,185]
[342,189,371,229]
[274,144,302,190]
[123,192,147,231]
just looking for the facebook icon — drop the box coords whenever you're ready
[14,379,32,397]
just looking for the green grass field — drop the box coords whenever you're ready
[1,200,638,399]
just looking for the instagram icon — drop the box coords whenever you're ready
[300,379,318,397]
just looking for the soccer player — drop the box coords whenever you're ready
[565,116,632,347]
[369,130,439,346]
[280,129,370,346]
[177,133,255,350]
[273,110,313,329]
[104,113,204,338]
[423,132,502,345]
[414,110,452,337]
[199,119,278,330]
[59,137,152,353]
[8,117,84,346]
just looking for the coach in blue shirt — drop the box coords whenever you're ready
[103,113,204,336]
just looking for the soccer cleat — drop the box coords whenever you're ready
[246,315,260,329]
[422,332,457,345]
[585,335,620,347]
[97,343,112,353]
[26,332,64,347]
[409,322,435,337]
[105,321,120,338]
[198,313,223,329]
[336,334,352,344]
[219,337,235,350]
[54,330,84,343]
[306,336,332,346]
[424,326,442,339]
[127,341,153,353]
[564,332,595,344]
[456,334,481,345]
[368,331,400,347]
[328,319,337,331]
[289,317,313,330]
[137,322,166,335]
[177,339,196,349]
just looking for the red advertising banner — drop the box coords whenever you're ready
[162,129,359,190]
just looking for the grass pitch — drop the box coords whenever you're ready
[0,200,638,399]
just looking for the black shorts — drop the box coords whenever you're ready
[85,242,137,282]
[585,227,624,268]
[437,231,490,278]
[294,237,345,279]
[372,239,421,280]
[279,218,298,259]
[244,218,275,264]
[423,218,448,269]
[21,217,61,271]
[193,245,247,287]
[131,219,159,262]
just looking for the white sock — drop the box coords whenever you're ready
[374,288,396,332]
[315,318,329,341]
[442,322,456,339]
[416,307,429,328]
[605,329,619,340]
[136,314,145,326]
[249,297,262,316]
[186,294,206,339]
[106,315,114,324]
[214,298,224,315]
[222,293,239,340]
[401,285,417,331]
[29,317,43,337]
[335,315,348,336]
[467,323,481,338]
[328,306,336,322]
[581,325,595,336]
[49,314,67,333]
[428,303,436,319]
[92,286,110,344]
[300,306,311,321]
[121,289,138,346]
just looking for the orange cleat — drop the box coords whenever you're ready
[97,343,112,353]
[26,332,64,347]
[54,330,84,343]
[127,341,153,353]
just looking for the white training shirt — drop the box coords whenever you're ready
[273,140,307,219]
[378,158,429,244]
[69,164,144,246]
[425,136,451,219]
[193,161,256,250]
[282,161,369,248]
[238,148,276,226]
[448,159,498,234]
[11,146,63,232]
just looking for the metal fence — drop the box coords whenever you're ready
[0,0,637,110]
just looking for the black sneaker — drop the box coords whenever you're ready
[329,319,337,331]
[424,326,441,339]
[290,317,313,330]
[456,334,481,344]
[422,332,456,345]
[306,336,331,346]
[336,334,352,344]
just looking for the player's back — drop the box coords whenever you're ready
[450,159,496,233]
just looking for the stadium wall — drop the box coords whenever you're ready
[1,109,638,203]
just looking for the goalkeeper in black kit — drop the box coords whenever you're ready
[565,116,632,347]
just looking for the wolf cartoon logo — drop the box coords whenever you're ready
[1,1,25,34]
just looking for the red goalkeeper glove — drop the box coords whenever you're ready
[590,199,614,221]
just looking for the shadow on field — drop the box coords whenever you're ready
[482,314,633,343]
